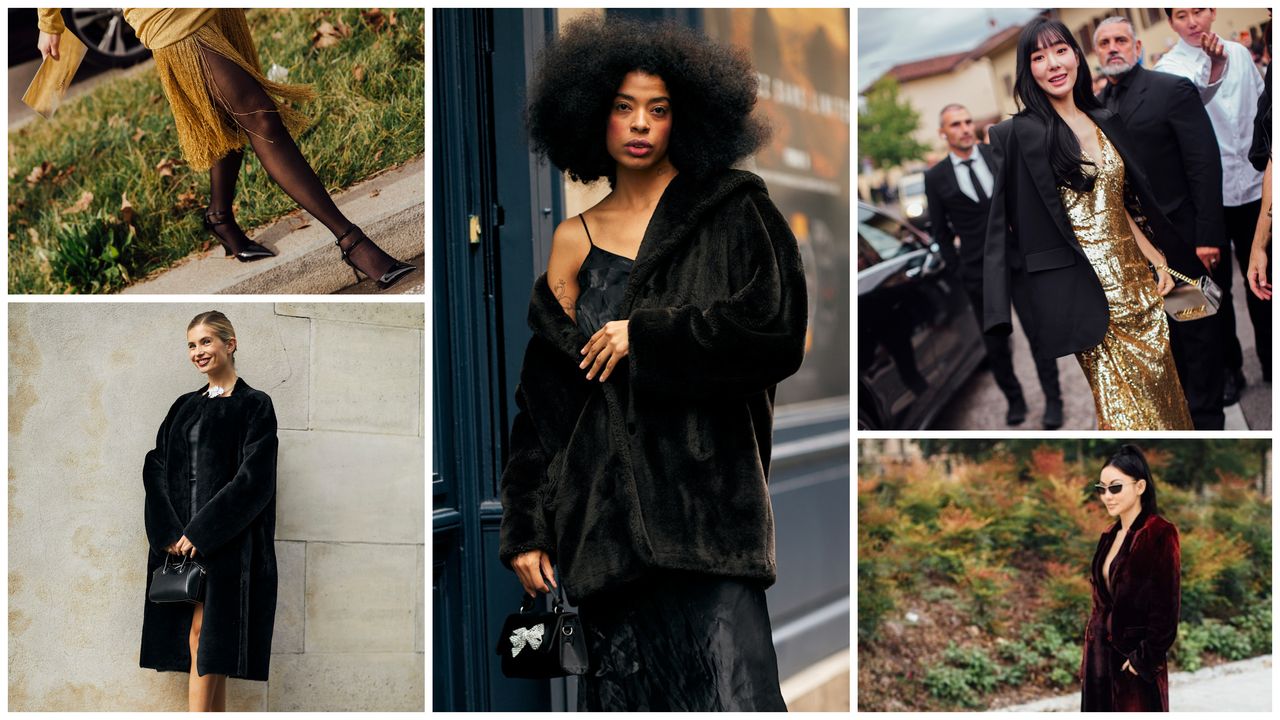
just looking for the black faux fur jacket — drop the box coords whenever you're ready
[140,377,278,681]
[498,169,808,603]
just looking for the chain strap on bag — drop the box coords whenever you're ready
[1156,264,1223,322]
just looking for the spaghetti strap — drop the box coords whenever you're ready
[579,213,595,247]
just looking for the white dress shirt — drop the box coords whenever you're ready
[1155,36,1265,206]
[949,149,994,203]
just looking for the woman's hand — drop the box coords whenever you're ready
[1121,659,1138,676]
[37,31,60,61]
[512,549,557,596]
[168,535,198,558]
[1248,243,1272,300]
[1153,268,1175,297]
[580,320,630,382]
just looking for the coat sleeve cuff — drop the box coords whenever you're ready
[37,9,65,35]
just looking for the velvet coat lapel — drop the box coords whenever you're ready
[498,169,809,603]
[1081,510,1180,711]
[140,378,279,681]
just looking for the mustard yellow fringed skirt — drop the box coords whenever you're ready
[150,9,314,171]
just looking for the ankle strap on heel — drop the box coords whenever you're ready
[205,209,234,227]
[336,225,366,261]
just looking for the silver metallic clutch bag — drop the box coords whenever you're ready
[1161,267,1222,322]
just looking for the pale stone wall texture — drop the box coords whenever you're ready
[9,303,424,711]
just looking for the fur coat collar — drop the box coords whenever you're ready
[499,169,808,602]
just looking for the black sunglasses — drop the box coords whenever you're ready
[1094,480,1137,495]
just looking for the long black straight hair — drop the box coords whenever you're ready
[1013,16,1104,191]
[1104,444,1159,515]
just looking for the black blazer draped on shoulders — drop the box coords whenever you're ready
[982,108,1202,360]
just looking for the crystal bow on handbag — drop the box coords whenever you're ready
[495,587,588,679]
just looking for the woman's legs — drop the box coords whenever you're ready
[206,150,272,260]
[197,43,405,280]
[188,602,227,712]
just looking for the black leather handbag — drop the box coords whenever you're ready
[148,554,206,604]
[495,589,588,679]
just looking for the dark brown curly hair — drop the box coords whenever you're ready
[525,15,770,185]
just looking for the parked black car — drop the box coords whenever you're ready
[10,9,150,68]
[857,202,984,429]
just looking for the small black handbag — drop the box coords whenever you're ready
[495,589,588,679]
[148,553,206,604]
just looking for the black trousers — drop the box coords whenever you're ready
[1168,312,1226,430]
[1210,199,1270,375]
[964,283,1061,406]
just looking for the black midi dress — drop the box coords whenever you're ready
[572,215,786,712]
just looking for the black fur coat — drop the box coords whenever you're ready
[140,377,278,680]
[498,169,808,603]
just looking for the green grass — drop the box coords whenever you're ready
[9,8,424,293]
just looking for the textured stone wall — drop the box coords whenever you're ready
[9,303,424,711]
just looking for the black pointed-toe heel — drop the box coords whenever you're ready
[204,210,275,262]
[336,224,416,290]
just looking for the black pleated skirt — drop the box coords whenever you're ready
[576,570,787,712]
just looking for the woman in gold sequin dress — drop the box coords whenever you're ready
[983,18,1200,430]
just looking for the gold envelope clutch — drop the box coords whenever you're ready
[21,31,88,120]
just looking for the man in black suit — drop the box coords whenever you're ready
[925,104,1062,428]
[1095,16,1227,429]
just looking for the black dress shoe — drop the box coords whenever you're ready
[1006,397,1028,425]
[1043,398,1064,430]
[204,210,275,262]
[1223,368,1244,406]
[336,224,416,290]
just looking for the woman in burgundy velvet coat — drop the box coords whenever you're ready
[1081,445,1181,712]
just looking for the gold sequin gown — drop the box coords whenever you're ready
[1059,128,1193,430]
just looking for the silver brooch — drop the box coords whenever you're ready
[508,623,545,657]
[205,386,225,399]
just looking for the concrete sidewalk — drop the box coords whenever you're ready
[995,655,1272,712]
[123,156,424,295]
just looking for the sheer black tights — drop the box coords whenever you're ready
[199,45,397,277]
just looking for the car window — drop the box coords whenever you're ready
[858,206,918,269]
[900,179,924,197]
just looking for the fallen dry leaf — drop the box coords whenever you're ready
[372,148,383,164]
[369,188,381,198]
[132,127,147,143]
[51,164,76,185]
[65,190,94,214]
[353,64,366,83]
[107,113,127,128]
[312,20,351,49]
[120,192,135,224]
[361,8,386,32]
[174,188,200,212]
[26,161,53,186]
[155,158,177,178]
[27,228,39,244]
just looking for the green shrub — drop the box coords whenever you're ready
[49,209,135,292]
[1172,622,1212,672]
[923,643,999,708]
[923,665,980,708]
[857,557,894,642]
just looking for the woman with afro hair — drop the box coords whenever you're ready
[497,15,808,712]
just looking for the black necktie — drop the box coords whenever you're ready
[1106,82,1125,114]
[961,159,988,204]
